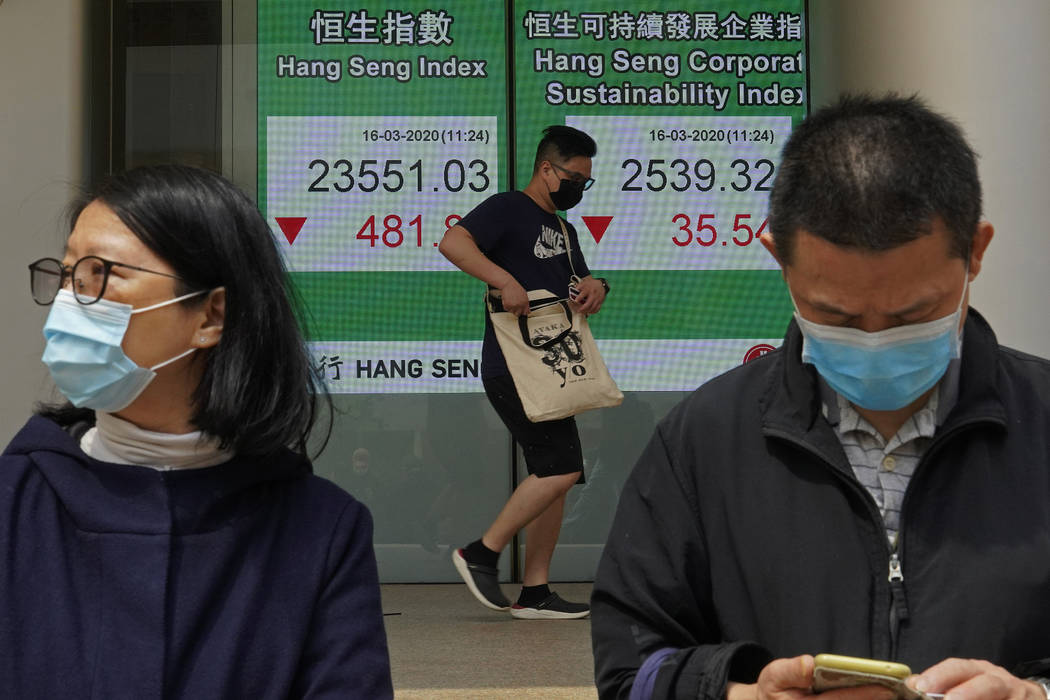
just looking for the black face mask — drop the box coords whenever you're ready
[549,177,585,210]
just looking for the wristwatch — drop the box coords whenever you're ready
[598,277,610,294]
[1028,677,1050,700]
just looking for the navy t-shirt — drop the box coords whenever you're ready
[457,190,590,378]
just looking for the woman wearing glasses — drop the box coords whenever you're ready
[3,165,392,698]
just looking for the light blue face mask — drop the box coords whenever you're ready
[793,275,968,411]
[42,288,206,412]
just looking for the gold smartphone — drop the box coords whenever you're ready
[812,654,938,700]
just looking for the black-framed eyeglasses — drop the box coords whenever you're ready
[28,256,186,306]
[550,162,595,190]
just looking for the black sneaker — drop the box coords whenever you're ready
[452,548,510,611]
[510,592,590,620]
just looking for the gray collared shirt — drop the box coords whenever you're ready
[819,355,961,547]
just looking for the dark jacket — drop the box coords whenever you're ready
[591,310,1050,700]
[0,415,393,699]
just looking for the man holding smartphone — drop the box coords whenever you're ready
[591,96,1050,700]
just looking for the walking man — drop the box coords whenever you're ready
[439,125,609,619]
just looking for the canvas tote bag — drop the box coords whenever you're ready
[486,217,622,422]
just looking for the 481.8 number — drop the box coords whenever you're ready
[356,213,462,248]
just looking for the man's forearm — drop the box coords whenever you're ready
[438,226,515,289]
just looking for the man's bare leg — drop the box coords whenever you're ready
[521,491,567,586]
[480,471,580,553]
[509,485,590,619]
[453,470,583,614]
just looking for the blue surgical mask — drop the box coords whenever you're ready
[42,288,205,412]
[793,276,968,411]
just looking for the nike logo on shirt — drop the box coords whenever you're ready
[533,224,566,259]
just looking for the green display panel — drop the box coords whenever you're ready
[514,2,805,389]
[258,3,509,392]
[259,2,806,394]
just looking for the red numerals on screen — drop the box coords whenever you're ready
[671,213,767,247]
[355,215,461,248]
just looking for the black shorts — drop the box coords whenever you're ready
[483,373,584,480]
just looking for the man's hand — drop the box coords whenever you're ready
[570,276,606,315]
[439,226,527,314]
[498,278,529,316]
[727,656,896,700]
[909,659,1046,700]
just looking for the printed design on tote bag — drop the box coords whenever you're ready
[533,329,586,387]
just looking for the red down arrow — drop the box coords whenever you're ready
[580,215,613,244]
[275,217,307,245]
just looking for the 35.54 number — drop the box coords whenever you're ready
[671,213,767,247]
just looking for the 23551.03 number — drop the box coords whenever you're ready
[307,158,490,194]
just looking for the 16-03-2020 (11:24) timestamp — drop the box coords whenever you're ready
[359,128,491,145]
[647,127,777,145]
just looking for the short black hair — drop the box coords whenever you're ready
[62,164,331,457]
[768,94,981,265]
[533,125,597,173]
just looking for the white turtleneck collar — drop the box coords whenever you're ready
[79,412,234,471]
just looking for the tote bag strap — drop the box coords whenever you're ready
[518,301,574,349]
[486,290,561,313]
[557,216,579,280]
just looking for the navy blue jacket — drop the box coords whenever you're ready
[0,415,393,699]
[592,310,1050,699]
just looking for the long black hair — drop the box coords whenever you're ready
[54,164,332,457]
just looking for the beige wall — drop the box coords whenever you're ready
[0,0,89,444]
[809,0,1050,357]
[1,1,1048,443]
